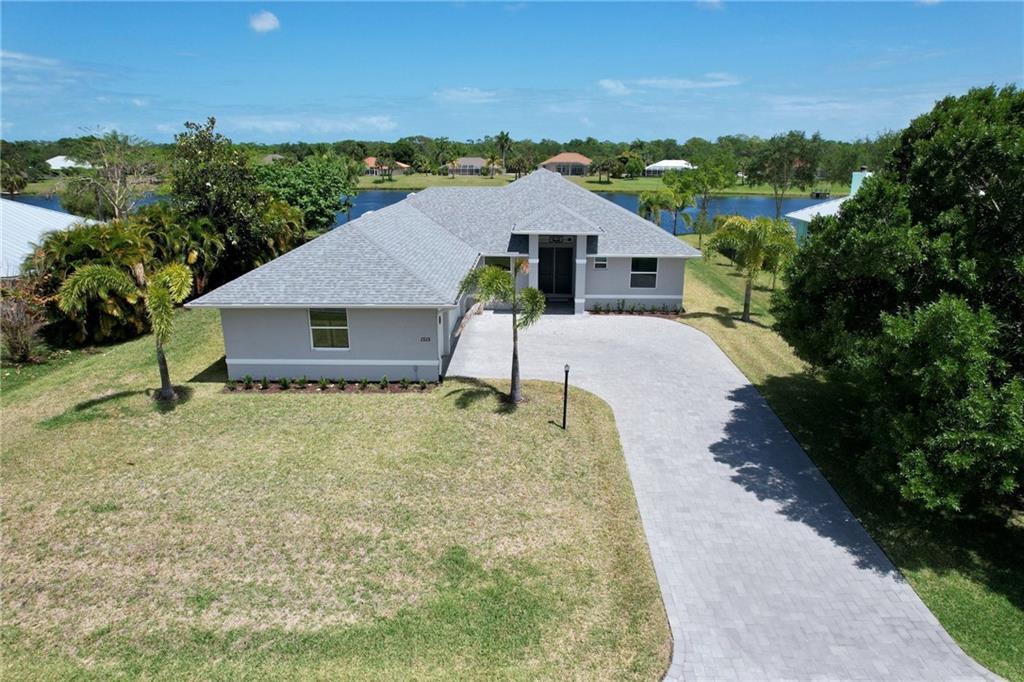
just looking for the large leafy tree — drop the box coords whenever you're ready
[459,262,545,404]
[257,154,360,232]
[665,155,734,247]
[772,85,1024,511]
[59,263,193,401]
[706,216,795,322]
[748,130,821,218]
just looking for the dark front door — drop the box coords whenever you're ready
[538,247,574,298]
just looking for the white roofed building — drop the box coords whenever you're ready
[786,169,873,241]
[0,198,94,279]
[644,160,695,177]
[46,155,91,171]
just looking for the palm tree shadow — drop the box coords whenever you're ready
[444,377,517,414]
[709,383,898,575]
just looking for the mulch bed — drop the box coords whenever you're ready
[588,308,685,318]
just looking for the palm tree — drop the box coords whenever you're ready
[638,190,674,227]
[705,216,795,322]
[495,131,513,172]
[59,263,193,400]
[459,261,545,403]
[485,151,502,178]
[763,222,798,290]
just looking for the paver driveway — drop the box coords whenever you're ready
[447,312,994,681]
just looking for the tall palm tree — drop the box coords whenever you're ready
[59,263,193,400]
[485,151,502,178]
[637,190,674,227]
[495,131,513,172]
[705,216,795,322]
[459,261,545,403]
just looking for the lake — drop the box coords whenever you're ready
[7,189,825,235]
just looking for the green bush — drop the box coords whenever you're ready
[278,377,290,390]
[260,376,269,390]
[242,374,253,390]
[359,378,369,390]
[379,375,389,391]
[318,377,329,390]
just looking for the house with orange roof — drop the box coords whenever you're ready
[364,156,410,176]
[538,152,592,176]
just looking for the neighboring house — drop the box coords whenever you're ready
[45,155,91,171]
[188,169,701,381]
[364,156,410,176]
[786,169,873,240]
[450,157,486,176]
[538,152,592,176]
[0,198,93,279]
[644,159,695,177]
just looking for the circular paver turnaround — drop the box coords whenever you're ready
[447,312,996,681]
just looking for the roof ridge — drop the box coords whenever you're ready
[1,197,91,222]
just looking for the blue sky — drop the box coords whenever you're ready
[2,2,1021,143]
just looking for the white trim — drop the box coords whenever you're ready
[228,358,440,367]
[527,258,539,264]
[309,308,350,350]
[512,230,602,236]
[574,298,586,304]
[629,257,658,290]
[574,258,586,265]
[591,254,697,259]
[585,294,682,300]
[186,302,458,309]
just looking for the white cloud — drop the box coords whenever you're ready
[696,0,724,9]
[131,98,147,107]
[0,50,60,68]
[433,87,498,104]
[249,10,280,33]
[598,79,630,96]
[636,72,741,90]
[221,114,397,136]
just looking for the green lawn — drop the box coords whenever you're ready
[0,309,669,679]
[678,235,1024,681]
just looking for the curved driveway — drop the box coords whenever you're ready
[447,312,993,681]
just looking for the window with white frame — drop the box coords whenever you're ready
[309,309,349,349]
[630,258,658,288]
[594,257,607,270]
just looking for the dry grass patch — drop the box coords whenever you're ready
[1,309,668,679]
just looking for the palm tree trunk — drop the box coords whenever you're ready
[673,211,678,236]
[510,308,521,403]
[742,278,753,322]
[155,340,176,401]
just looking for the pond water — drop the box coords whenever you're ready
[6,189,826,235]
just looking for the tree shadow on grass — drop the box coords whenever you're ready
[189,357,228,383]
[724,371,1024,613]
[39,386,194,428]
[680,306,772,330]
[443,377,517,414]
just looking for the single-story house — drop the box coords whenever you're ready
[1,198,93,280]
[364,156,411,176]
[645,159,695,177]
[786,169,873,240]
[539,152,592,176]
[45,155,91,171]
[450,157,487,176]
[188,169,701,382]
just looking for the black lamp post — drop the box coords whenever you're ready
[562,364,570,430]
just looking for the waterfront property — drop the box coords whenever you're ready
[644,159,695,176]
[451,156,487,175]
[539,152,592,176]
[187,169,700,381]
[786,169,873,239]
[44,155,90,171]
[364,156,410,176]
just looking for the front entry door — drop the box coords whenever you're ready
[538,247,574,299]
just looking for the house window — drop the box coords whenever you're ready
[309,309,349,349]
[630,258,658,288]
[594,257,607,270]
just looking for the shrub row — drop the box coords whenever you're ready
[589,301,683,315]
[225,375,434,393]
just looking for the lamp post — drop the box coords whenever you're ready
[562,364,570,430]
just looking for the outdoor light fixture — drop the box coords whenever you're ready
[562,364,570,430]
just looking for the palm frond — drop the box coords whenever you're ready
[516,287,546,329]
[146,280,175,343]
[58,264,138,314]
[152,263,194,303]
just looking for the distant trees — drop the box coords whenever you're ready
[773,85,1024,512]
[1,159,28,194]
[706,216,795,322]
[748,131,821,218]
[257,154,361,232]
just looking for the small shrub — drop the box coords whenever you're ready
[592,303,603,313]
[225,381,237,391]
[660,303,668,313]
[0,294,45,363]
[617,299,625,313]
[400,377,410,390]
[360,378,369,390]
[629,303,637,313]
[300,375,309,387]
[379,375,389,391]
[242,374,254,390]
[260,376,269,390]
[318,377,329,390]
[338,378,347,391]
[419,380,428,391]
[279,377,290,390]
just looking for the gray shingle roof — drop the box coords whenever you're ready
[190,169,700,308]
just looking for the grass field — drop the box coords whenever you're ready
[678,235,1023,681]
[359,173,847,197]
[0,309,669,679]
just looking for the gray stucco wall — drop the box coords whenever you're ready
[583,256,685,309]
[220,307,443,381]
